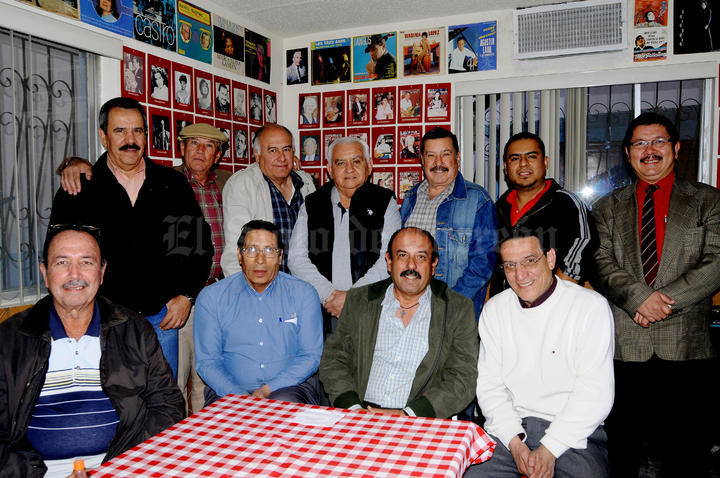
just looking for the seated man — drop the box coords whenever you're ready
[319,227,478,419]
[195,220,323,405]
[0,225,184,477]
[466,232,614,478]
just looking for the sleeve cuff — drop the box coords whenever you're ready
[496,423,528,451]
[406,395,435,418]
[333,390,362,409]
[540,434,570,459]
[402,406,416,417]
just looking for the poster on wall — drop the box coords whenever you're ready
[172,62,193,111]
[234,124,249,164]
[248,85,264,125]
[323,91,345,128]
[372,167,395,196]
[633,0,667,61]
[399,27,444,77]
[177,0,212,64]
[398,126,421,163]
[80,0,132,36]
[347,88,370,126]
[372,86,396,125]
[245,29,271,84]
[353,32,397,82]
[147,55,172,108]
[214,75,231,119]
[133,0,176,51]
[286,48,309,85]
[311,38,351,85]
[148,107,173,158]
[299,93,320,128]
[398,85,423,123]
[194,71,213,116]
[448,21,496,73]
[371,127,395,164]
[263,90,277,124]
[232,81,247,121]
[18,0,79,19]
[674,1,717,54]
[299,131,321,164]
[121,47,145,101]
[425,83,451,123]
[213,16,244,74]
[398,167,422,201]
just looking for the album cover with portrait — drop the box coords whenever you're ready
[213,16,244,74]
[133,0,175,51]
[372,167,395,197]
[311,38,351,85]
[80,0,132,36]
[177,0,212,64]
[245,29,271,84]
[399,27,444,78]
[353,32,397,82]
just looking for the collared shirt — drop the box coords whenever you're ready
[519,275,558,308]
[106,157,146,205]
[264,172,305,272]
[364,285,432,410]
[506,179,552,226]
[194,271,323,398]
[26,303,118,469]
[182,165,224,280]
[636,172,674,261]
[404,180,454,237]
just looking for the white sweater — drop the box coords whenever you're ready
[476,278,615,458]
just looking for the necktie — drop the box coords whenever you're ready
[640,184,660,287]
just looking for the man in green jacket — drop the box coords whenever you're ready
[319,227,478,419]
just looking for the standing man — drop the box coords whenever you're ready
[0,225,183,477]
[466,232,614,478]
[289,136,401,328]
[221,124,315,276]
[490,132,595,296]
[49,97,213,378]
[319,227,478,419]
[195,220,323,405]
[400,127,496,317]
[593,112,720,477]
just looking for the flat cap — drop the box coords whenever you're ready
[178,123,227,143]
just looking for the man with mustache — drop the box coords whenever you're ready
[195,220,323,406]
[319,227,478,418]
[48,97,212,380]
[289,136,401,333]
[489,132,596,296]
[593,112,720,477]
[0,224,183,477]
[400,127,496,317]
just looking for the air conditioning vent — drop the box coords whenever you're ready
[514,0,626,59]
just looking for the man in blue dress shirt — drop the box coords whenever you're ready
[195,220,323,405]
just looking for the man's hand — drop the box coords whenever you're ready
[366,406,406,416]
[633,312,650,328]
[159,295,192,330]
[59,157,92,195]
[508,435,531,476]
[636,291,675,323]
[324,290,348,318]
[250,384,271,399]
[527,444,556,478]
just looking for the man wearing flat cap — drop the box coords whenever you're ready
[366,34,396,80]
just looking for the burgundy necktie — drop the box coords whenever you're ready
[640,184,660,287]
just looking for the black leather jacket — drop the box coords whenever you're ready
[0,295,184,477]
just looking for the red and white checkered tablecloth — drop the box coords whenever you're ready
[93,394,495,477]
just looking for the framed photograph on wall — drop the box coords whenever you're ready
[173,111,194,159]
[233,124,249,164]
[248,85,264,125]
[398,166,423,201]
[323,129,345,164]
[172,62,193,111]
[147,55,172,108]
[346,88,370,126]
[121,47,146,101]
[214,75,232,119]
[195,70,213,115]
[346,127,370,153]
[249,125,260,162]
[398,85,423,123]
[299,131,322,165]
[286,47,309,85]
[424,124,451,134]
[372,166,395,197]
[232,81,247,121]
[299,93,321,129]
[214,119,232,161]
[323,91,345,128]
[372,86,396,125]
[148,107,173,158]
[371,126,395,165]
[425,83,451,122]
[263,90,277,124]
[397,126,422,164]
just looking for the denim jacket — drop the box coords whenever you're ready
[400,173,497,317]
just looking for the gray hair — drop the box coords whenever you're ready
[251,124,295,156]
[326,136,370,166]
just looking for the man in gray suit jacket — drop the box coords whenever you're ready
[593,112,720,478]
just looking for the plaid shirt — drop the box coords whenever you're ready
[403,180,454,237]
[264,171,305,272]
[183,166,224,280]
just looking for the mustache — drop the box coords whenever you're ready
[400,269,421,279]
[430,166,448,173]
[63,279,89,289]
[640,154,662,163]
[119,143,141,151]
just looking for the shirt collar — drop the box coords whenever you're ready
[49,301,101,340]
[382,282,432,308]
[182,164,217,186]
[518,275,558,309]
[637,171,674,193]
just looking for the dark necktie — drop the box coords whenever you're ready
[640,184,660,287]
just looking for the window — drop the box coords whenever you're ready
[0,28,97,305]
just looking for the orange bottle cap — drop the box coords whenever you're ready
[73,459,85,471]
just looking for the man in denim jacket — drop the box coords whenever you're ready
[400,128,496,317]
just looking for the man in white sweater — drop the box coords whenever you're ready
[465,233,614,478]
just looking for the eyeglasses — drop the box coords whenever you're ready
[48,224,102,241]
[629,138,671,149]
[241,246,281,258]
[500,255,544,272]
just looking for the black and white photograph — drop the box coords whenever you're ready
[286,48,308,84]
[235,128,248,160]
[174,71,191,106]
[149,65,169,102]
[196,76,212,112]
[233,84,247,119]
[215,81,231,115]
[300,134,321,163]
[249,89,263,123]
[264,92,276,124]
[122,49,144,98]
[151,113,171,154]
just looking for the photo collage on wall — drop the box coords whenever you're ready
[298,82,451,202]
[121,45,276,172]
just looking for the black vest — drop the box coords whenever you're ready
[305,181,394,284]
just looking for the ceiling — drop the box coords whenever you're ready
[216,0,569,38]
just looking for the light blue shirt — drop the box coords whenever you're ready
[194,271,323,397]
[364,285,431,409]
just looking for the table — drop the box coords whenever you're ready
[93,394,496,477]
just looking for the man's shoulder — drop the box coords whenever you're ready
[676,178,720,202]
[147,159,189,186]
[545,182,588,213]
[227,163,263,186]
[592,183,634,212]
[555,278,608,305]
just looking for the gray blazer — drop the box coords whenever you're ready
[593,178,720,361]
